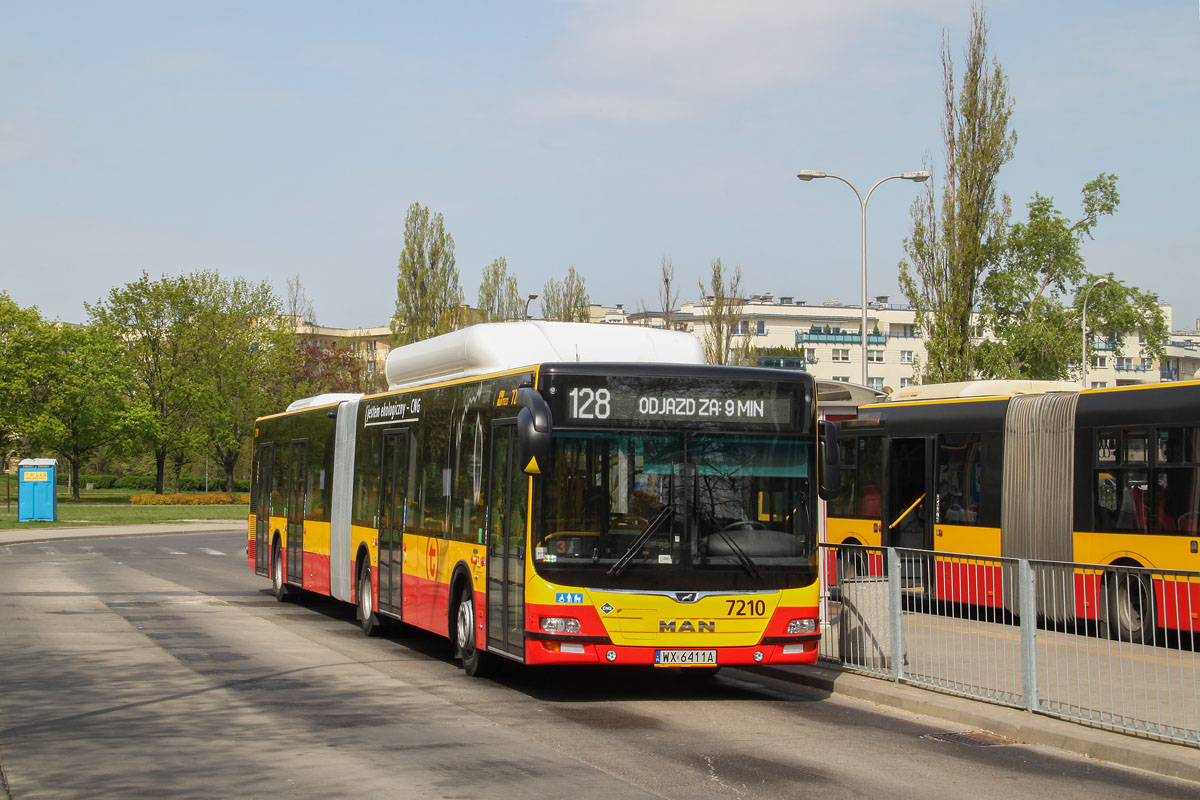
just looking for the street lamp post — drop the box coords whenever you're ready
[524,293,539,320]
[797,169,929,386]
[1081,278,1110,387]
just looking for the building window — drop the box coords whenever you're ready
[867,350,884,363]
[1090,381,1107,389]
[832,349,850,363]
[900,378,914,388]
[900,350,913,365]
[1092,355,1106,369]
[832,376,850,383]
[867,377,884,391]
[756,320,766,336]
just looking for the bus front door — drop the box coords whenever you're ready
[886,436,931,587]
[378,430,408,616]
[287,440,308,586]
[254,444,274,577]
[486,422,526,660]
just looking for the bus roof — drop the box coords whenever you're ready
[883,379,1080,403]
[384,321,705,390]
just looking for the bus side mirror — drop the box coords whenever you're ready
[517,387,553,475]
[818,420,841,500]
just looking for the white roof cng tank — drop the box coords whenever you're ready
[384,321,706,390]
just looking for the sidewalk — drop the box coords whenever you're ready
[748,662,1200,784]
[0,520,245,547]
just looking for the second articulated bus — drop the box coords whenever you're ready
[826,380,1200,641]
[249,322,840,675]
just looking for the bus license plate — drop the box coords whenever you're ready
[654,649,717,666]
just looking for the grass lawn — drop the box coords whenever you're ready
[0,483,249,529]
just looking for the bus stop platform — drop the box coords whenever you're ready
[744,662,1200,785]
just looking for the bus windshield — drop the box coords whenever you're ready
[532,430,817,590]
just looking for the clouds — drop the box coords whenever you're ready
[530,0,952,123]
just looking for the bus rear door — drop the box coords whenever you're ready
[287,440,308,586]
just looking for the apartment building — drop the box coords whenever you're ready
[625,294,1195,393]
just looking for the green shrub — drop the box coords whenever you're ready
[115,475,157,490]
[81,474,118,489]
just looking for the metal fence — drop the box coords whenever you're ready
[819,543,1199,746]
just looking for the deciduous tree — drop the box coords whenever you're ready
[392,203,463,344]
[541,266,591,322]
[0,293,55,459]
[697,258,746,366]
[899,4,1016,382]
[25,323,134,499]
[976,175,1167,379]
[477,257,524,322]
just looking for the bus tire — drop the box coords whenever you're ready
[358,564,381,637]
[1107,569,1153,644]
[455,585,486,677]
[271,542,291,602]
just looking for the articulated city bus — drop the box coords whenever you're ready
[826,380,1200,641]
[249,322,840,675]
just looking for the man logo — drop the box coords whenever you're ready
[674,592,698,603]
[659,620,715,633]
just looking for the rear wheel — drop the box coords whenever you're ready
[358,564,381,637]
[271,543,291,602]
[1107,570,1154,644]
[456,585,486,677]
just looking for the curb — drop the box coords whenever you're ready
[0,521,245,548]
[745,663,1200,784]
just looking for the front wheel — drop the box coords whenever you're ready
[456,586,486,677]
[1107,570,1154,644]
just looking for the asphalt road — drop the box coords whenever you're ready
[1,529,1195,800]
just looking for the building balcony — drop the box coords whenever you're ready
[796,332,887,345]
[751,356,808,372]
[1114,363,1152,372]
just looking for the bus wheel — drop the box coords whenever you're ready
[838,552,862,582]
[358,565,381,637]
[1107,570,1153,644]
[271,544,291,602]
[456,586,486,677]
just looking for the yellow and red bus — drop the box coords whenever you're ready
[249,322,840,676]
[826,380,1200,641]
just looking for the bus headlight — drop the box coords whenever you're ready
[540,617,581,634]
[787,618,817,635]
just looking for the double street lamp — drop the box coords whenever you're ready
[1081,278,1109,387]
[797,169,930,386]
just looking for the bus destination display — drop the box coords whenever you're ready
[549,376,795,428]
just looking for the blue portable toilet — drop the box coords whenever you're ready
[18,459,58,522]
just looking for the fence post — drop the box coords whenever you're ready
[1019,558,1038,713]
[889,547,904,682]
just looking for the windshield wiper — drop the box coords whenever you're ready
[707,529,761,580]
[607,505,674,577]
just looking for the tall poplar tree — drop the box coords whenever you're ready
[899,3,1016,383]
[697,258,746,366]
[392,202,463,345]
[477,257,524,322]
[541,266,591,322]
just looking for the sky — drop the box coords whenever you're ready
[3,2,1198,331]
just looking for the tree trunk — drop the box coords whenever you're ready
[155,448,167,494]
